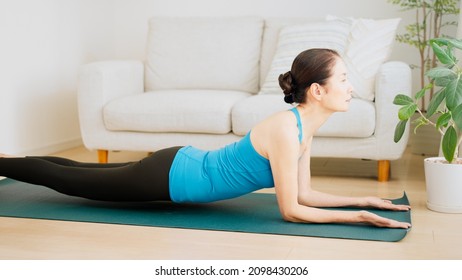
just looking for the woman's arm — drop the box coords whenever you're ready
[268,131,410,229]
[297,148,411,211]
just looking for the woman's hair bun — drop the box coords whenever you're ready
[278,71,296,104]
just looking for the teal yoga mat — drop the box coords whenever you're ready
[0,179,411,242]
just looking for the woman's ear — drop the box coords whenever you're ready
[308,83,323,101]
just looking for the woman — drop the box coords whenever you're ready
[0,49,411,229]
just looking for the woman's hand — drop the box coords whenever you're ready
[362,197,411,211]
[358,210,411,229]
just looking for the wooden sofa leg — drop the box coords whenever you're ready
[377,160,390,182]
[97,150,108,163]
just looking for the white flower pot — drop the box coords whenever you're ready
[424,157,462,213]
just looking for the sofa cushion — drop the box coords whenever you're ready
[232,95,375,138]
[259,19,351,96]
[104,90,250,134]
[145,17,263,93]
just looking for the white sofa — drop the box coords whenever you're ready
[78,16,412,181]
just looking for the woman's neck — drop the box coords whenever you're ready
[296,103,333,136]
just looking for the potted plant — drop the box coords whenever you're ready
[389,0,460,155]
[394,37,462,213]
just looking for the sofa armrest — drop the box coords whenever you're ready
[374,61,412,159]
[78,60,144,150]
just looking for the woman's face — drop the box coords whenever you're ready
[321,58,354,112]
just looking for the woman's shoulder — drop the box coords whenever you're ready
[252,110,300,147]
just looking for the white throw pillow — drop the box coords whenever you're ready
[328,16,401,101]
[260,20,351,95]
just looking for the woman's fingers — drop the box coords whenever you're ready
[359,211,411,229]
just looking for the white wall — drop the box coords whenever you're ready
[0,0,458,155]
[0,0,115,155]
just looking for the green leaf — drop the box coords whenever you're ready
[436,112,451,129]
[431,41,455,65]
[448,38,462,51]
[445,76,462,110]
[431,38,451,46]
[442,126,457,163]
[414,88,426,100]
[394,119,408,143]
[452,103,462,130]
[393,94,414,105]
[434,76,454,87]
[398,103,417,120]
[414,83,433,99]
[447,45,457,65]
[426,88,446,118]
[426,67,455,79]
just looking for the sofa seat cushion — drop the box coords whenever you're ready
[104,90,251,134]
[232,95,375,137]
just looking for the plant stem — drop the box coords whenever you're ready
[418,6,427,110]
[415,106,445,135]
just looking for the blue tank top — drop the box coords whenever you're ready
[168,107,303,203]
[291,107,303,142]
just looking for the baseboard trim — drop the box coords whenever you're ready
[20,138,83,156]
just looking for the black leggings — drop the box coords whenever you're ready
[0,147,182,202]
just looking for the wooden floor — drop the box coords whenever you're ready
[1,145,461,260]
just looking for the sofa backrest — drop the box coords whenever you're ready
[145,16,400,101]
[145,17,264,94]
